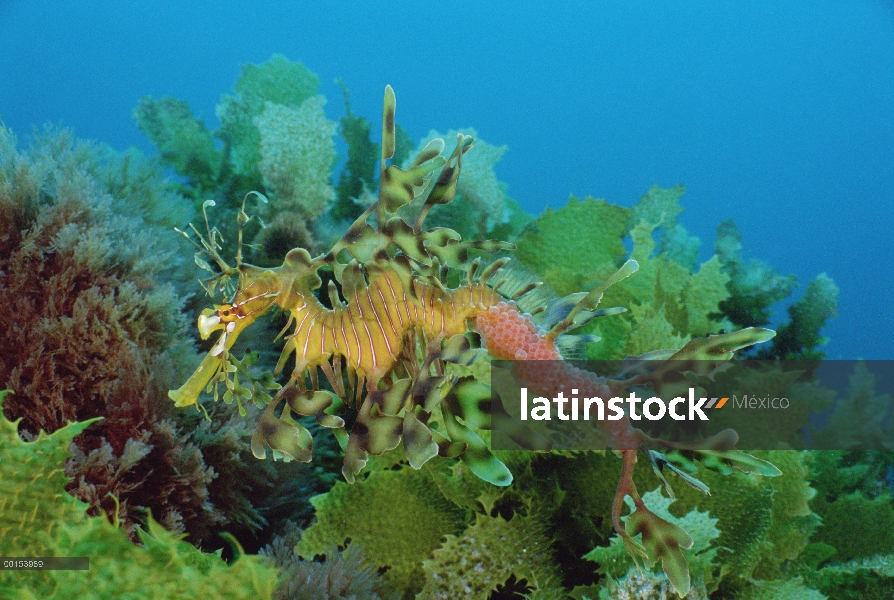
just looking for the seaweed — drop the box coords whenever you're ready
[260,521,394,600]
[0,124,278,548]
[714,220,796,329]
[759,273,839,360]
[514,187,732,361]
[420,510,565,599]
[514,185,839,364]
[217,54,321,181]
[135,55,332,263]
[0,390,278,600]
[295,467,468,596]
[332,79,380,222]
[133,96,223,195]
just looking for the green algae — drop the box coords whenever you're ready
[0,390,278,600]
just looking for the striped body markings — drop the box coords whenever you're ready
[274,261,503,393]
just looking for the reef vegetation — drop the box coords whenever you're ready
[1,55,888,600]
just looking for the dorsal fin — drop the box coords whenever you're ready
[554,334,602,360]
[483,257,559,318]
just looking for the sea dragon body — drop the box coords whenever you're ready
[170,85,532,484]
[171,249,504,408]
[170,86,779,595]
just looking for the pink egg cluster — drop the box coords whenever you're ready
[476,301,613,400]
[475,302,561,361]
[476,301,630,445]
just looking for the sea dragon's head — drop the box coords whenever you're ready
[169,266,280,408]
[168,190,285,408]
[200,268,280,342]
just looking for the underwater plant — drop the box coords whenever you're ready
[714,219,839,360]
[135,55,340,265]
[0,389,278,600]
[259,520,394,600]
[0,123,285,548]
[168,85,782,595]
[509,185,838,364]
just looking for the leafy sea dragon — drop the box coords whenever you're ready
[169,85,780,595]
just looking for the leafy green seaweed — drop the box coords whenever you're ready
[0,390,278,600]
[295,467,467,595]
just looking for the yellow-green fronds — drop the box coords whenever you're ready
[255,96,337,219]
[515,195,631,296]
[34,515,279,600]
[133,96,223,192]
[419,511,565,600]
[216,55,321,178]
[296,467,467,595]
[0,390,97,595]
[513,187,735,360]
[0,390,278,599]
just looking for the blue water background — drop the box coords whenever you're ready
[1,1,891,360]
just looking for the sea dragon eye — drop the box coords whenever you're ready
[217,304,238,322]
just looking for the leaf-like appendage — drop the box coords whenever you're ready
[383,216,435,265]
[403,407,439,469]
[548,259,639,340]
[648,428,781,480]
[686,448,783,478]
[381,84,396,162]
[444,376,493,430]
[624,327,777,399]
[625,505,695,596]
[440,334,492,371]
[379,157,446,214]
[342,395,403,483]
[670,327,777,362]
[442,391,512,487]
[285,388,344,429]
[250,402,314,462]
